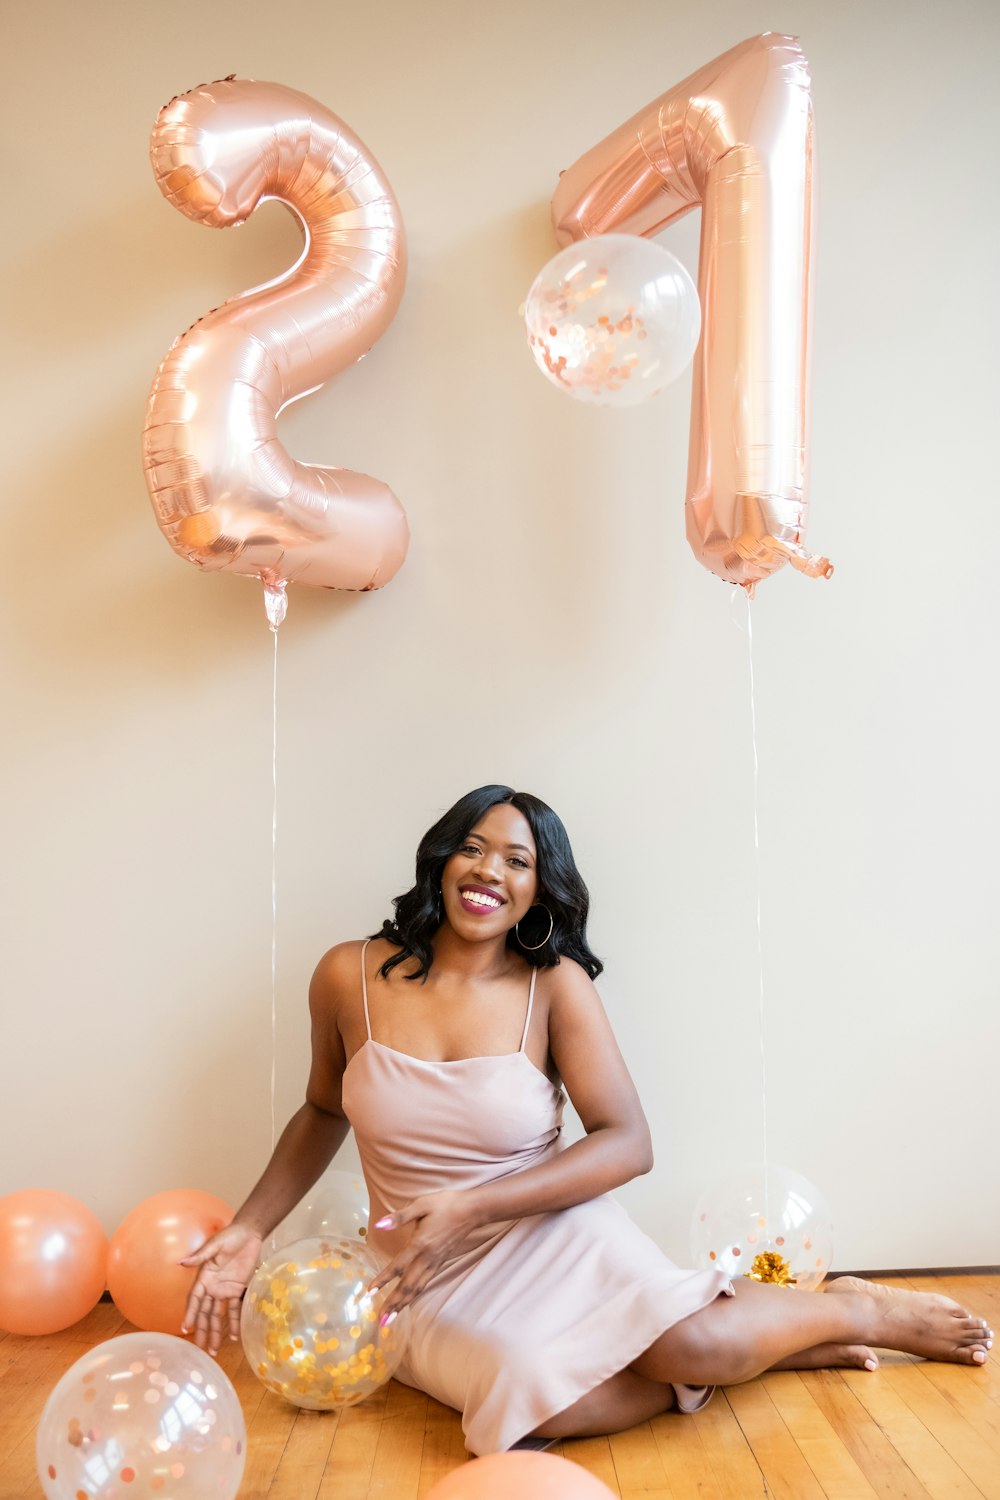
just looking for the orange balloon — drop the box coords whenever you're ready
[0,1189,108,1336]
[107,1189,233,1334]
[425,1452,616,1500]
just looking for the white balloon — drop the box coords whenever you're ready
[270,1168,369,1253]
[524,232,700,406]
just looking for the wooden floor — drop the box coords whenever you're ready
[3,1272,998,1499]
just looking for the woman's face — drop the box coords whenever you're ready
[440,802,540,940]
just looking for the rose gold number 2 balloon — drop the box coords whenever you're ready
[142,77,409,600]
[552,33,832,593]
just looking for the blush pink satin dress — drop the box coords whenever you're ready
[342,941,732,1455]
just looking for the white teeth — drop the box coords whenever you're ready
[463,890,501,908]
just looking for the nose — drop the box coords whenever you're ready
[472,850,503,883]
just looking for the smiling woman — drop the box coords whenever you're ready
[178,786,993,1457]
[370,787,602,985]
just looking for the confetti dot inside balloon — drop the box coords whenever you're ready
[35,1332,245,1500]
[241,1236,405,1411]
[524,232,700,406]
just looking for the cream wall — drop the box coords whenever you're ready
[4,0,998,1270]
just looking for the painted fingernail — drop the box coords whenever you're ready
[374,1216,394,1229]
[379,1311,397,1328]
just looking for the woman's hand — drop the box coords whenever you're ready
[369,1190,478,1322]
[180,1222,263,1354]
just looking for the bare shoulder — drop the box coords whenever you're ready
[309,937,400,1016]
[538,956,606,1021]
[308,940,366,1015]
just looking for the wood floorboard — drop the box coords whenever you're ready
[760,1370,883,1498]
[805,1367,936,1500]
[3,1273,997,1499]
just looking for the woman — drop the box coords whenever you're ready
[182,785,992,1455]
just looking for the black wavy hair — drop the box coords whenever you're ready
[371,785,603,982]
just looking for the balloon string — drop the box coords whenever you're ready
[270,622,278,1154]
[745,593,769,1227]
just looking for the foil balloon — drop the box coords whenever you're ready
[524,234,700,405]
[0,1189,108,1336]
[551,34,833,593]
[241,1236,404,1410]
[142,77,409,605]
[691,1163,834,1291]
[36,1331,245,1500]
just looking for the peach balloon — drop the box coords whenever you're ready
[107,1190,233,1334]
[0,1189,108,1336]
[425,1452,616,1500]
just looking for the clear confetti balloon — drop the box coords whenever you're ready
[269,1169,369,1254]
[36,1331,245,1500]
[691,1163,834,1290]
[241,1236,404,1411]
[524,232,700,405]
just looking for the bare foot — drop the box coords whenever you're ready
[825,1275,993,1365]
[770,1341,878,1373]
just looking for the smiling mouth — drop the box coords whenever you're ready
[458,886,505,912]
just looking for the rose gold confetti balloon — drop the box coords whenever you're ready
[691,1163,833,1291]
[142,76,409,598]
[36,1332,245,1500]
[551,34,832,592]
[241,1236,404,1411]
[525,234,700,405]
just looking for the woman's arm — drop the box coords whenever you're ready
[371,961,653,1317]
[226,946,357,1233]
[466,958,653,1221]
[181,943,357,1350]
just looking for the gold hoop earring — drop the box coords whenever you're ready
[515,904,554,951]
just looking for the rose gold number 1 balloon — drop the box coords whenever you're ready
[142,77,409,597]
[552,34,832,593]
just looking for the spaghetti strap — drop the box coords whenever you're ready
[518,967,538,1053]
[360,938,372,1041]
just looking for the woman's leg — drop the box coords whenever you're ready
[630,1277,992,1388]
[533,1277,991,1443]
[532,1367,675,1440]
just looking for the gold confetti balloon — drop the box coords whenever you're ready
[36,1331,245,1500]
[690,1164,834,1291]
[524,232,700,406]
[241,1237,404,1411]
